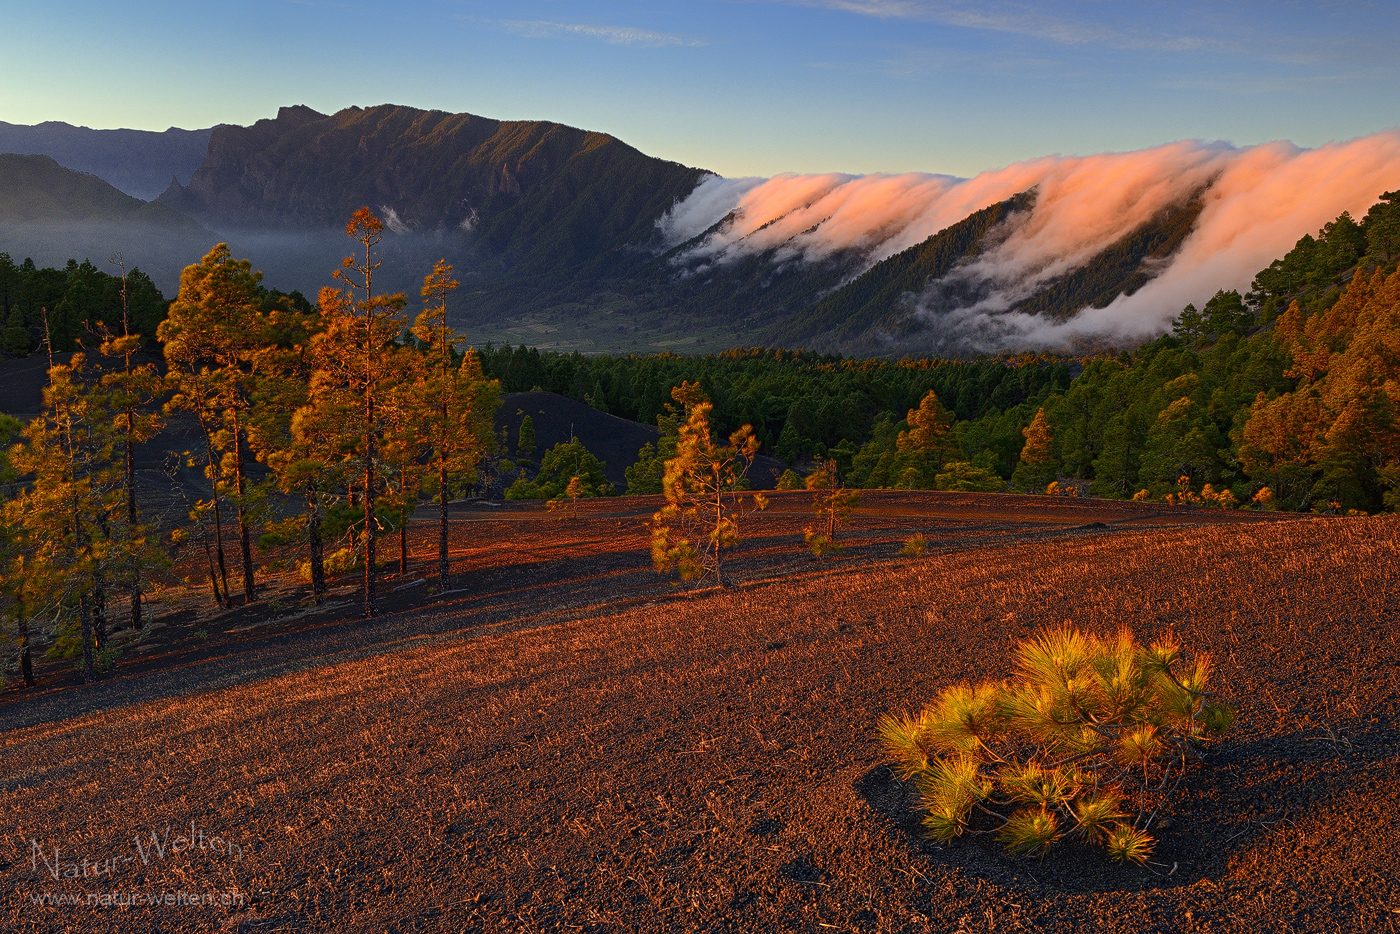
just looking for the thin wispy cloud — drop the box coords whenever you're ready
[800,1,1217,53]
[495,19,706,48]
[795,0,1400,70]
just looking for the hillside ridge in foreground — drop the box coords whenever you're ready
[1,494,1394,932]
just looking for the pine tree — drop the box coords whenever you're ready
[0,414,35,685]
[304,209,411,617]
[506,440,612,500]
[413,261,500,589]
[1364,190,1400,264]
[625,405,681,495]
[803,459,860,557]
[547,475,586,520]
[246,298,330,601]
[9,355,122,682]
[893,390,953,488]
[1241,266,1400,512]
[1011,407,1057,492]
[159,245,271,604]
[100,254,165,629]
[900,390,953,453]
[651,382,766,586]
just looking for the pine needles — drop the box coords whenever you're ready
[879,624,1233,864]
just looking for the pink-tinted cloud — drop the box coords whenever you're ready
[660,130,1400,349]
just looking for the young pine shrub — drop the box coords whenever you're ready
[774,469,803,491]
[546,475,587,520]
[803,460,859,558]
[878,625,1233,864]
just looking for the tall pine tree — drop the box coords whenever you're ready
[413,261,500,589]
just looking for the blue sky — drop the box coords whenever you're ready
[4,0,1398,178]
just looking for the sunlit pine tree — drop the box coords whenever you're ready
[306,209,410,617]
[9,355,122,682]
[651,381,766,587]
[244,299,332,601]
[1011,407,1057,493]
[412,260,500,589]
[159,245,272,604]
[894,390,953,488]
[101,254,165,630]
[803,459,860,557]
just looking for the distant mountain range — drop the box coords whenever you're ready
[0,153,217,288]
[0,121,212,200]
[4,104,1376,356]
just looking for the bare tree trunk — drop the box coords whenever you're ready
[202,528,225,607]
[399,520,408,576]
[438,317,452,590]
[363,405,377,618]
[713,480,725,587]
[306,489,326,604]
[93,573,107,648]
[126,415,142,630]
[438,454,450,589]
[94,515,109,645]
[231,419,256,603]
[78,594,95,683]
[116,260,144,630]
[201,421,230,601]
[17,605,34,687]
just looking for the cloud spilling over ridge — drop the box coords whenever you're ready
[659,131,1400,350]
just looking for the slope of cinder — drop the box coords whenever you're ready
[0,497,1395,933]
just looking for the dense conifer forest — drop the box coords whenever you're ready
[476,191,1400,514]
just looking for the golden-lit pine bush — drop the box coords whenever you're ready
[299,546,385,582]
[879,625,1233,864]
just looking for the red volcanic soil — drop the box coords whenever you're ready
[1,492,1397,933]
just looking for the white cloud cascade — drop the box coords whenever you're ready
[659,130,1400,350]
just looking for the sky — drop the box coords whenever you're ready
[3,0,1398,179]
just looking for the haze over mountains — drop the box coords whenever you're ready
[0,153,217,289]
[3,104,1399,356]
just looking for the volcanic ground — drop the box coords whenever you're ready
[1,492,1397,933]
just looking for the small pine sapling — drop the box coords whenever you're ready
[803,460,859,557]
[901,534,927,556]
[547,475,586,520]
[879,625,1233,864]
[651,382,767,587]
[517,414,536,460]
